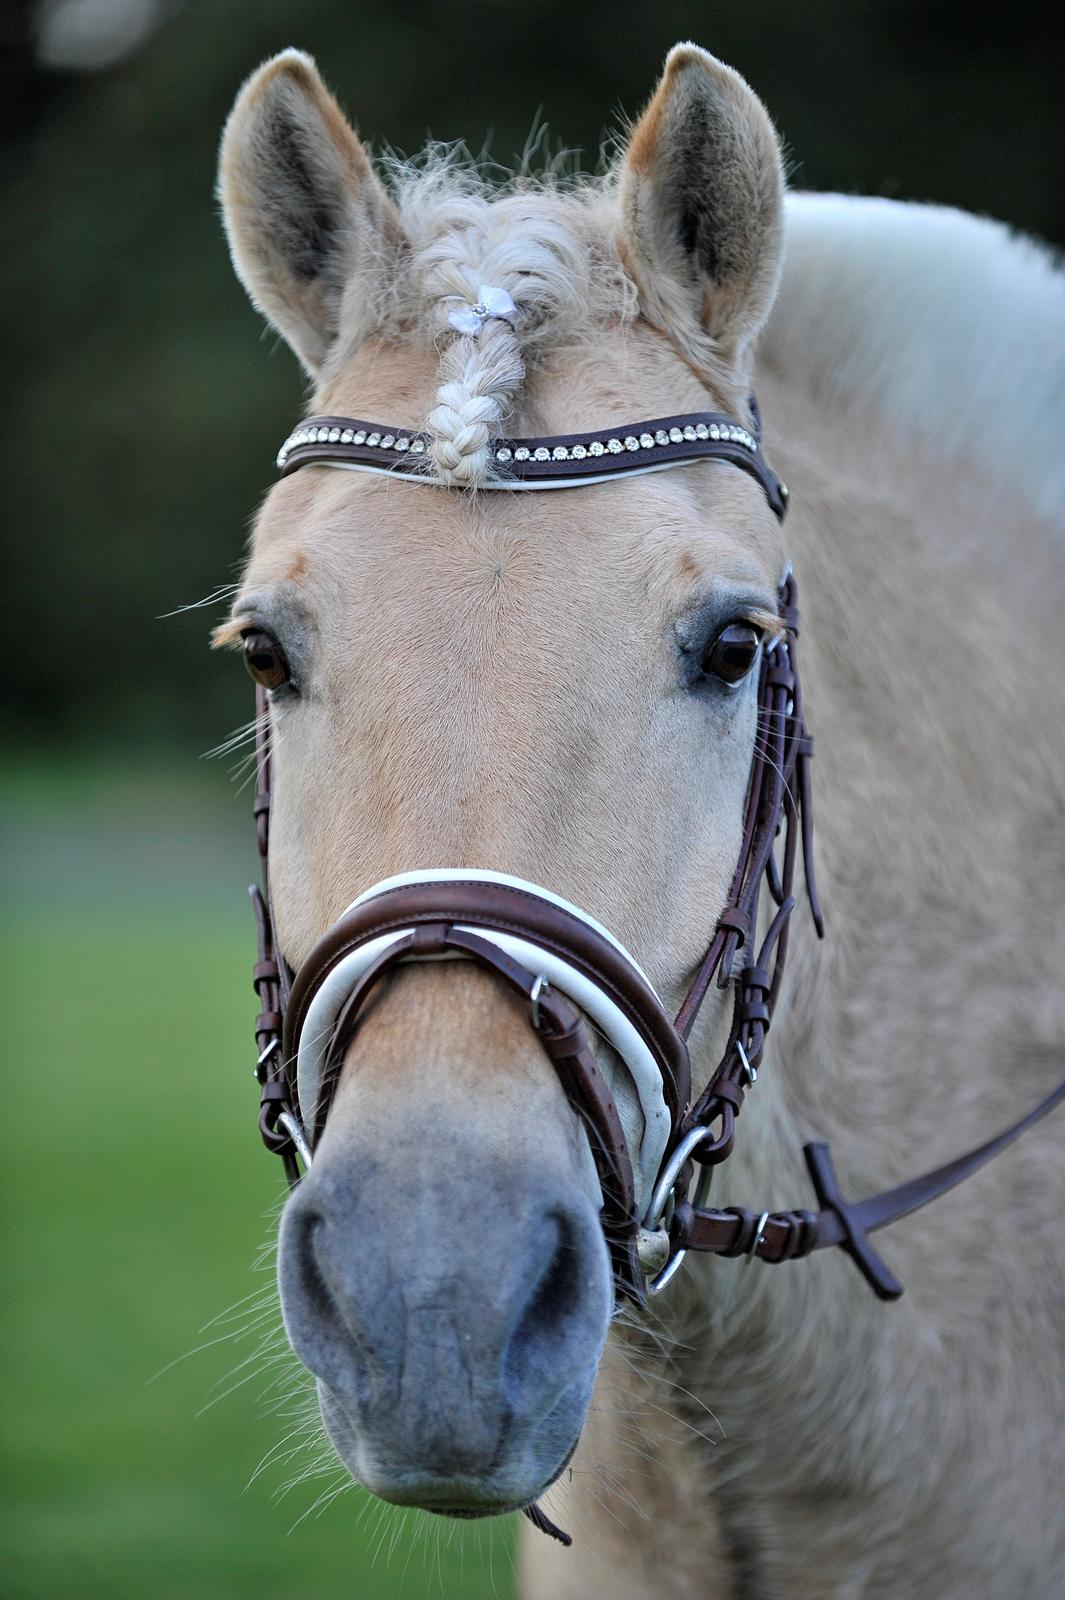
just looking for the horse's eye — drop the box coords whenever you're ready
[702,622,763,685]
[241,628,290,691]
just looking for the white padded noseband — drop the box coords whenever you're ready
[294,868,672,1211]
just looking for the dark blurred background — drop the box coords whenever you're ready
[4,0,1063,754]
[1,4,1061,1597]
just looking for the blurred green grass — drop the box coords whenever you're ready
[1,764,510,1600]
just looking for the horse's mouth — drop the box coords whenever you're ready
[373,1432,581,1523]
[425,1502,526,1520]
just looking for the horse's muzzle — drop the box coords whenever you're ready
[277,1133,612,1512]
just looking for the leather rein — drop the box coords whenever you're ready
[247,402,1065,1318]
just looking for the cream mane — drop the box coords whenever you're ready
[342,162,636,486]
[764,192,1065,523]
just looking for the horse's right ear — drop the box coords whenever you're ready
[218,51,403,376]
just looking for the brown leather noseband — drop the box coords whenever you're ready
[283,882,691,1302]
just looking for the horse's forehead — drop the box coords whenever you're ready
[250,460,779,631]
[314,323,722,435]
[246,328,785,617]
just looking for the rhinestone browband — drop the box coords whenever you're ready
[275,409,788,518]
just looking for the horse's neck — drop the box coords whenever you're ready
[671,360,1065,1340]
[578,205,1065,1590]
[742,205,1065,1289]
[768,192,1065,527]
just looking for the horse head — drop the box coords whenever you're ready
[216,43,788,1520]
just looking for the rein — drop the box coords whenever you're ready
[247,401,1065,1318]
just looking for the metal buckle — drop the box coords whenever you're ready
[736,1039,757,1086]
[529,974,548,1031]
[644,1124,716,1297]
[744,1210,770,1264]
[254,1037,280,1081]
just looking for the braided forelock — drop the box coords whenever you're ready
[417,198,589,486]
[427,322,524,485]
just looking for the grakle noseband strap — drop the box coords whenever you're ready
[290,870,685,1205]
[288,902,660,1302]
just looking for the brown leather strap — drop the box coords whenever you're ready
[275,409,789,521]
[249,683,300,1181]
[284,879,691,1128]
[666,571,822,1190]
[675,1073,1065,1299]
[310,920,645,1303]
[249,879,300,1186]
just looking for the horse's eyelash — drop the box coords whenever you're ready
[211,616,250,650]
[742,608,784,638]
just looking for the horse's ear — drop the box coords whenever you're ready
[618,44,784,379]
[218,50,403,376]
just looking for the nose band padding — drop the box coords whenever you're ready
[293,868,673,1213]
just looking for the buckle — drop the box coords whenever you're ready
[529,974,548,1031]
[744,1211,770,1264]
[643,1124,717,1296]
[254,1037,280,1082]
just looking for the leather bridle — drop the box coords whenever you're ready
[247,400,1065,1320]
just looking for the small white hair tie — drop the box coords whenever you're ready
[447,284,517,337]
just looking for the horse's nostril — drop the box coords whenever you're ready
[306,1215,352,1332]
[281,1203,376,1414]
[503,1209,595,1403]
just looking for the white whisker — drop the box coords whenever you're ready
[158,583,239,619]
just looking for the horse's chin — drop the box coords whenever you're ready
[316,1380,584,1521]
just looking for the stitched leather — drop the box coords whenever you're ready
[675,1077,1065,1299]
[305,920,644,1302]
[276,410,789,520]
[284,880,691,1125]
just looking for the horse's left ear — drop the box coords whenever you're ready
[618,43,785,381]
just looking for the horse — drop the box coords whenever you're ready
[213,41,1065,1598]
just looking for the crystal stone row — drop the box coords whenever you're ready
[276,426,426,468]
[493,420,756,466]
[276,418,758,471]
[492,419,754,464]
